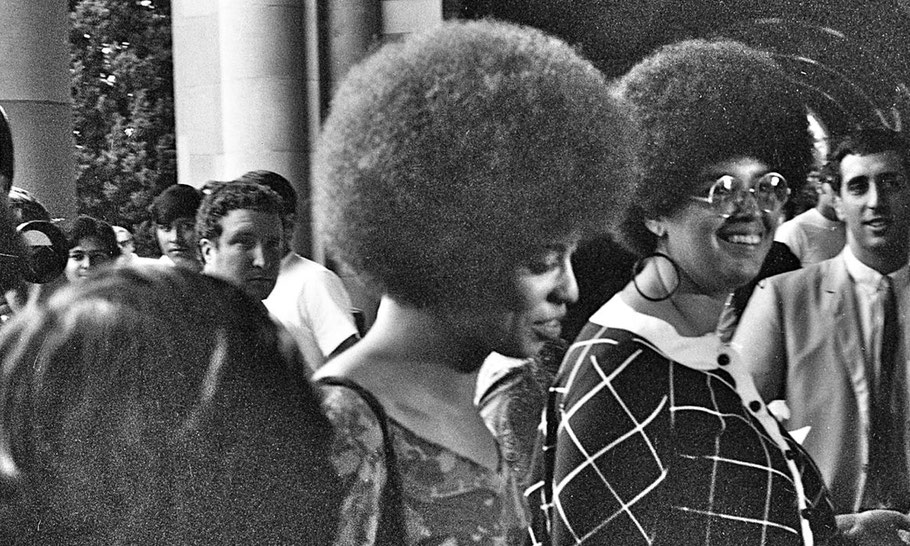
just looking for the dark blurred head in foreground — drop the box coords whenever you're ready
[0,266,340,544]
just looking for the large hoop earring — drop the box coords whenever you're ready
[632,252,681,302]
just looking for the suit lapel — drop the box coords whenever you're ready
[825,255,871,394]
[825,254,871,489]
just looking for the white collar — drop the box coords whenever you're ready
[843,245,909,291]
[588,294,722,371]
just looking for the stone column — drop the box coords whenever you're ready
[173,0,311,254]
[172,1,224,188]
[0,0,75,220]
[380,0,442,41]
[321,0,380,116]
[314,0,441,329]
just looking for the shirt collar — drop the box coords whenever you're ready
[588,294,721,371]
[843,245,910,290]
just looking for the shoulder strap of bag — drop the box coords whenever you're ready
[316,376,406,545]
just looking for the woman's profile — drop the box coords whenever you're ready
[313,19,634,545]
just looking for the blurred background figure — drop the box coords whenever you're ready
[2,188,58,318]
[313,19,633,544]
[0,109,67,321]
[7,187,50,226]
[0,266,340,545]
[149,184,202,272]
[237,170,359,370]
[63,215,119,283]
[113,225,157,267]
[0,108,21,298]
[774,169,846,266]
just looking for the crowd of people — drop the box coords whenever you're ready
[0,16,908,546]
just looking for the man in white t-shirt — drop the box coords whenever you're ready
[238,170,359,370]
[774,172,845,266]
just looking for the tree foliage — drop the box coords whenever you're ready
[70,0,174,256]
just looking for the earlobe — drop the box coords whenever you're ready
[644,218,666,238]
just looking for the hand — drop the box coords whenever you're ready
[836,510,910,545]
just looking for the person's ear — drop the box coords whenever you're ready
[644,218,667,238]
[198,238,216,265]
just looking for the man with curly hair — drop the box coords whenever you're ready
[238,169,360,369]
[196,181,283,302]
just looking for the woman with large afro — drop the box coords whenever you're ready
[312,19,635,545]
[526,39,910,545]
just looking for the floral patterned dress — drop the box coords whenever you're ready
[320,383,526,546]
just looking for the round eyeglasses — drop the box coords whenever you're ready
[690,172,790,218]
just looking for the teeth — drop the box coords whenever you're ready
[725,234,760,245]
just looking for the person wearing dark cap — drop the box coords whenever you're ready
[150,184,202,272]
[237,170,359,370]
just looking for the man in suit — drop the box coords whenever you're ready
[736,126,910,513]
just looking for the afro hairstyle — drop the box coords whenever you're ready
[314,19,635,308]
[610,38,813,257]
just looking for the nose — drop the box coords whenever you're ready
[250,243,267,268]
[552,259,579,304]
[172,228,187,245]
[867,181,883,208]
[731,188,763,217]
[161,228,177,245]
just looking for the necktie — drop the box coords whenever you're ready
[867,276,910,510]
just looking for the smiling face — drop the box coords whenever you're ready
[445,240,579,364]
[65,236,113,283]
[653,157,781,297]
[199,209,283,301]
[835,150,910,273]
[156,217,199,270]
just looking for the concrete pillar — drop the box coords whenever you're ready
[172,0,224,188]
[312,1,441,330]
[173,0,311,254]
[380,0,443,41]
[0,0,75,220]
[322,0,380,111]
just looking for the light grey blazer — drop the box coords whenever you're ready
[735,250,910,513]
